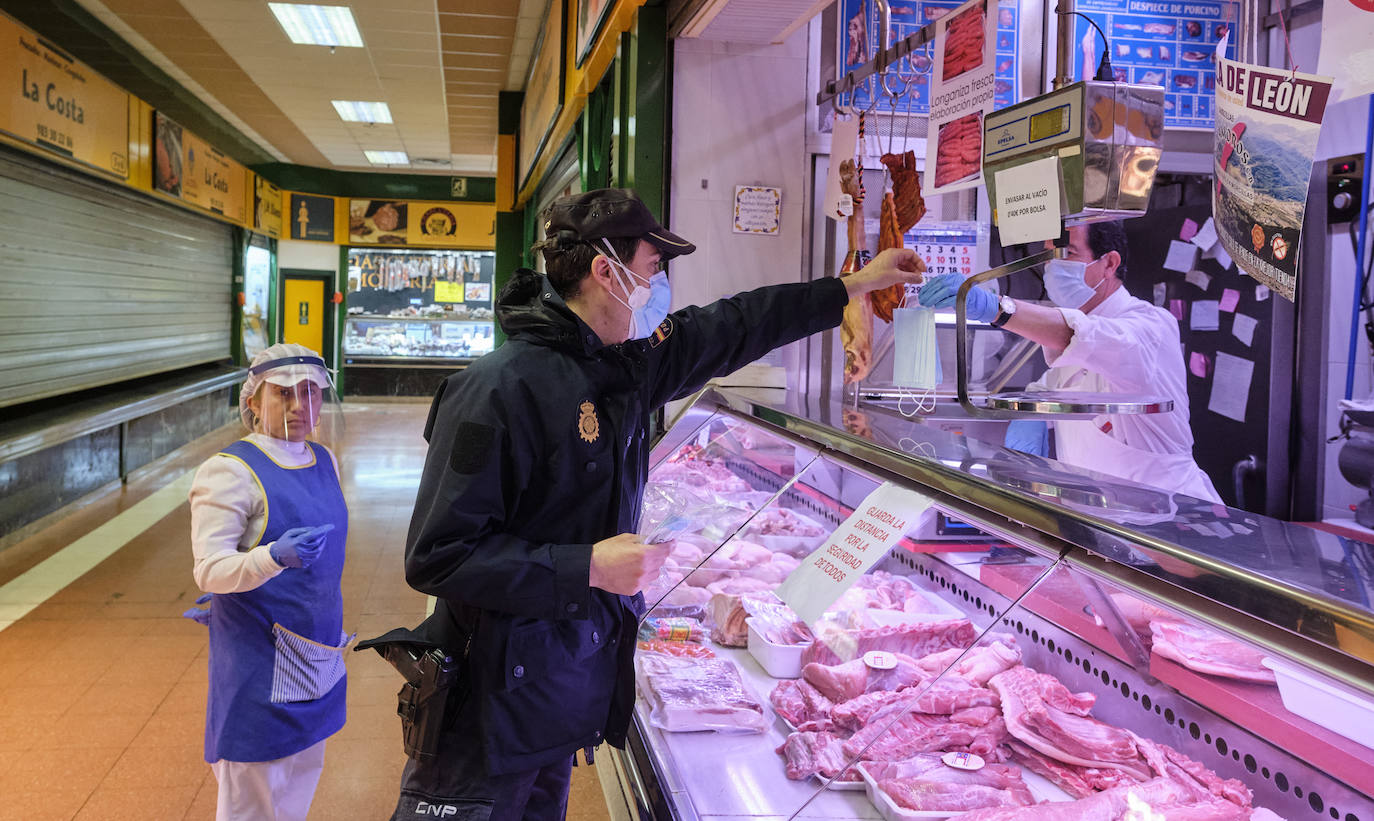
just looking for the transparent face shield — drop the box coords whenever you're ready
[239,353,342,449]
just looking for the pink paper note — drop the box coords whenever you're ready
[1169,299,1185,321]
[1219,288,1240,312]
[1189,351,1210,378]
[1179,218,1199,241]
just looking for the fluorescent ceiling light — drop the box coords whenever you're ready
[364,150,409,165]
[268,4,364,47]
[332,100,392,123]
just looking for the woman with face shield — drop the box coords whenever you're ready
[185,342,350,821]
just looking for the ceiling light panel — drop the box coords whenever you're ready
[364,150,410,165]
[331,100,393,123]
[268,4,365,47]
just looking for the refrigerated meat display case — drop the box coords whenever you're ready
[599,388,1374,821]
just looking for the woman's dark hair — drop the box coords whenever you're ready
[532,235,642,299]
[1086,220,1129,280]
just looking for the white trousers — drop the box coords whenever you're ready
[211,739,327,821]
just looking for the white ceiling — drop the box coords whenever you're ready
[73,0,548,176]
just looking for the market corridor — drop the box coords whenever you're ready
[0,401,613,821]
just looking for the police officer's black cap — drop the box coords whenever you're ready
[541,188,696,257]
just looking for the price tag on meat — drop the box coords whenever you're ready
[992,156,1063,244]
[926,0,999,195]
[776,482,934,624]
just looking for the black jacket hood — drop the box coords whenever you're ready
[496,268,602,355]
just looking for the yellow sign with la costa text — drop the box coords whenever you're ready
[154,113,247,223]
[1,12,130,179]
[253,175,283,238]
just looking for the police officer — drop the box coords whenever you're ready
[388,189,924,821]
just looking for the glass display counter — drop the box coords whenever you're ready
[598,388,1374,821]
[343,315,495,360]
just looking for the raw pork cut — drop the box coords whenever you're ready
[778,730,861,782]
[639,656,765,733]
[866,755,1034,812]
[802,653,926,702]
[1133,733,1252,809]
[988,666,1150,780]
[915,639,1022,685]
[831,676,1000,731]
[768,679,834,728]
[948,777,1248,820]
[842,705,1006,761]
[803,617,976,666]
[1006,740,1140,799]
[1149,620,1276,684]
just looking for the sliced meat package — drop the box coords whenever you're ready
[638,653,766,733]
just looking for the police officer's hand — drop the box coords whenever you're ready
[844,248,926,298]
[589,533,671,596]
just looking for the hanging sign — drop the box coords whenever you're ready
[1069,0,1239,129]
[0,12,129,179]
[926,0,997,195]
[1211,35,1332,302]
[992,155,1062,245]
[732,186,781,235]
[153,112,247,222]
[776,482,933,624]
[1318,0,1374,103]
[289,193,335,242]
[348,199,496,249]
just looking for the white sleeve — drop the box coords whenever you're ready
[189,455,286,593]
[1042,307,1165,394]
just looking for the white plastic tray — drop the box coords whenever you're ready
[1261,656,1374,750]
[747,617,811,678]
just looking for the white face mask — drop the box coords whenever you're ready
[601,239,671,339]
[1043,257,1103,309]
[892,305,941,416]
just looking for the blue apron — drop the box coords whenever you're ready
[204,439,350,763]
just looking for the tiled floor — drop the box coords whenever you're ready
[0,401,613,820]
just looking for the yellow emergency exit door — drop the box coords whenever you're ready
[283,277,325,353]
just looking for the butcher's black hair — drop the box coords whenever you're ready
[1086,220,1129,280]
[532,235,641,300]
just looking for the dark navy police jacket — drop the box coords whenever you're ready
[405,268,848,775]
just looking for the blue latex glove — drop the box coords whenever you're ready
[917,274,999,323]
[269,524,334,569]
[1004,420,1049,456]
[182,592,212,626]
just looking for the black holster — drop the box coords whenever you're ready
[356,627,466,761]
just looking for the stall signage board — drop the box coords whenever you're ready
[776,482,934,624]
[153,112,247,222]
[837,0,1019,115]
[0,13,129,180]
[733,186,781,235]
[926,0,997,195]
[1069,0,1238,129]
[253,175,282,238]
[1212,35,1332,302]
[349,199,496,249]
[519,0,565,189]
[992,155,1062,244]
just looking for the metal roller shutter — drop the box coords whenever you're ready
[0,146,232,408]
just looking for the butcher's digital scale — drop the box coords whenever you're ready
[953,79,1171,419]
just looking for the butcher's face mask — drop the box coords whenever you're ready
[599,238,671,340]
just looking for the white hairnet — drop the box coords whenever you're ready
[239,342,333,431]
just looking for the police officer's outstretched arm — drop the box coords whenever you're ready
[644,248,924,408]
[405,380,604,619]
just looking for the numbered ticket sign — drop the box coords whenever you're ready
[776,482,934,624]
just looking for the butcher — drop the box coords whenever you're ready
[917,221,1221,503]
[380,188,925,821]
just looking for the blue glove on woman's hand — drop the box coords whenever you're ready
[182,592,212,626]
[916,274,998,323]
[1004,419,1049,456]
[269,524,333,569]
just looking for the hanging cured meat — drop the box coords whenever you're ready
[871,192,905,324]
[881,150,927,232]
[838,158,874,384]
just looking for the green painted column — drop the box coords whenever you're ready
[626,5,668,218]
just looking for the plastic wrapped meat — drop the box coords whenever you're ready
[639,655,766,733]
[1148,620,1276,684]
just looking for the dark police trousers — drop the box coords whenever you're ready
[389,695,574,821]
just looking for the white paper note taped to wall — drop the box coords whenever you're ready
[1191,218,1219,252]
[1208,352,1255,423]
[1191,300,1220,331]
[1164,241,1199,273]
[993,157,1062,245]
[1185,270,1212,291]
[1232,313,1257,346]
[776,482,934,624]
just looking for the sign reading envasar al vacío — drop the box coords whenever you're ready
[1,11,130,179]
